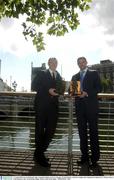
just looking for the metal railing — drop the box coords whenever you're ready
[0,92,114,154]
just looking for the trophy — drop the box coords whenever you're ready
[69,80,81,96]
[55,80,66,95]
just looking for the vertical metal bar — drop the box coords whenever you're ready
[67,96,73,175]
[11,96,18,119]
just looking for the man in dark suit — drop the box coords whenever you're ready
[32,57,62,167]
[70,57,102,167]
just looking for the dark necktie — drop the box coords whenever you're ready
[52,72,55,80]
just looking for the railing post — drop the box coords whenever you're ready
[67,96,73,175]
[11,96,18,119]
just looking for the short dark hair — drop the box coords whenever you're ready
[77,57,87,63]
[48,57,57,64]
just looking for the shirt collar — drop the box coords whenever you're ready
[49,69,56,76]
[80,67,88,73]
[49,69,53,74]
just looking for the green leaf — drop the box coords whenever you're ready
[0,0,92,51]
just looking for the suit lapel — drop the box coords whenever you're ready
[56,71,59,80]
[46,69,60,82]
[46,69,52,80]
[83,69,89,81]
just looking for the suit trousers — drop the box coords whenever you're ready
[35,102,58,154]
[75,97,100,161]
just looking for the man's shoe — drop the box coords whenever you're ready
[34,151,49,162]
[33,153,50,167]
[37,158,51,167]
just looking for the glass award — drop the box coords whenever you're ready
[56,80,65,95]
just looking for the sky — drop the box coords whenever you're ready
[0,0,114,91]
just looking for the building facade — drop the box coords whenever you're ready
[90,59,114,92]
[0,78,11,91]
[31,63,46,91]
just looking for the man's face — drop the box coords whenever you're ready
[48,59,58,71]
[77,58,87,70]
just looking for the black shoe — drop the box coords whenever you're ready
[33,153,51,167]
[34,151,49,162]
[37,158,51,167]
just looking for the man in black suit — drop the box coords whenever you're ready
[32,57,62,167]
[70,57,102,167]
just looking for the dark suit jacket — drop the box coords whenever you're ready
[32,69,62,109]
[72,69,102,114]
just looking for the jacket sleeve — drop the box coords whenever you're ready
[94,71,102,94]
[85,71,102,97]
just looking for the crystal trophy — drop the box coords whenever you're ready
[56,80,65,95]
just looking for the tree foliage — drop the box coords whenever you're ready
[0,0,92,51]
[101,77,112,93]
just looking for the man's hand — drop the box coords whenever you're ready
[80,91,88,98]
[49,88,58,96]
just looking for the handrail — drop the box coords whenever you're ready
[0,91,114,99]
[0,91,114,154]
[0,91,36,96]
[98,93,114,99]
